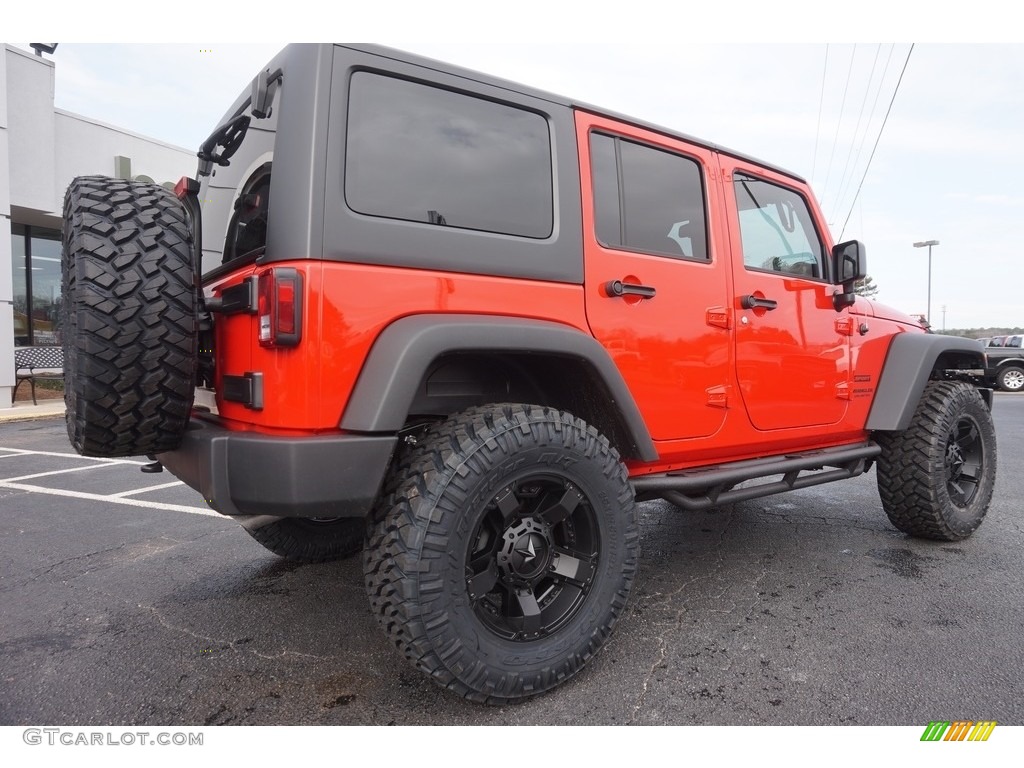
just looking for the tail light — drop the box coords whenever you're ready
[174,175,200,199]
[257,267,302,347]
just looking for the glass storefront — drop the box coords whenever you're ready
[11,224,62,347]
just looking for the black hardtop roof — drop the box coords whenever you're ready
[343,43,806,184]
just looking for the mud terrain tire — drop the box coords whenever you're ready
[876,381,997,540]
[364,403,639,704]
[62,176,197,457]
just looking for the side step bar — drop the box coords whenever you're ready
[631,443,881,512]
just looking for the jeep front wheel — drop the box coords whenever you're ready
[875,381,997,540]
[997,365,1024,392]
[364,404,639,703]
[62,176,197,457]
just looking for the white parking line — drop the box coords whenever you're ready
[0,447,148,465]
[0,448,217,517]
[0,480,222,517]
[110,480,186,498]
[3,463,123,483]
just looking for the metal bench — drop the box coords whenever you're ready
[14,346,64,406]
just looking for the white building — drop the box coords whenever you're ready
[1,44,195,408]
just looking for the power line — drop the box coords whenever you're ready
[833,44,896,222]
[838,43,915,240]
[820,44,857,207]
[830,44,881,216]
[811,44,829,185]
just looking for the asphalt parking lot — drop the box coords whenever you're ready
[1,395,1021,726]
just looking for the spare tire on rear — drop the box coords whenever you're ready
[62,176,198,457]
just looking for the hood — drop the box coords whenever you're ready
[849,298,928,330]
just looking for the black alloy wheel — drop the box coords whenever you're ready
[466,474,599,642]
[944,415,985,508]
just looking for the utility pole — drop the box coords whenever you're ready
[913,240,940,325]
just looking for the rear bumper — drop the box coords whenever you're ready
[157,418,397,518]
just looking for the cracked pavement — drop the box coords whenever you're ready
[1,395,1021,725]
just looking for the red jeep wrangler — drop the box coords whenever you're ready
[61,44,996,703]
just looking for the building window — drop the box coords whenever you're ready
[345,72,554,239]
[11,224,62,346]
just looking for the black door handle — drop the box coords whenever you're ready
[606,280,656,299]
[740,294,778,310]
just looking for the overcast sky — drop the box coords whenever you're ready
[8,6,1023,330]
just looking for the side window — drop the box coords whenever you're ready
[1009,336,1022,348]
[345,72,553,239]
[733,173,826,279]
[223,163,271,265]
[590,132,709,261]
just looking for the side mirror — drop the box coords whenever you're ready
[832,240,867,284]
[831,239,867,310]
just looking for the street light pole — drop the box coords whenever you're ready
[913,240,940,325]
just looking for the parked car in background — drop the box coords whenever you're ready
[986,335,1024,391]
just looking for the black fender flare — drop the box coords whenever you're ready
[340,314,658,461]
[866,333,987,431]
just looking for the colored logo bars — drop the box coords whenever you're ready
[921,721,997,742]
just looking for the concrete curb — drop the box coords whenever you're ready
[0,401,66,424]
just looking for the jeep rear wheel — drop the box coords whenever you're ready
[875,381,997,541]
[997,365,1024,392]
[62,176,197,457]
[364,404,639,703]
[244,517,365,562]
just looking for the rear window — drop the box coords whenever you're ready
[344,72,554,239]
[222,163,271,265]
[589,132,709,261]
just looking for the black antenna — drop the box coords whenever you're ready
[29,44,58,57]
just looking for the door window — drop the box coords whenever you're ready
[733,173,825,279]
